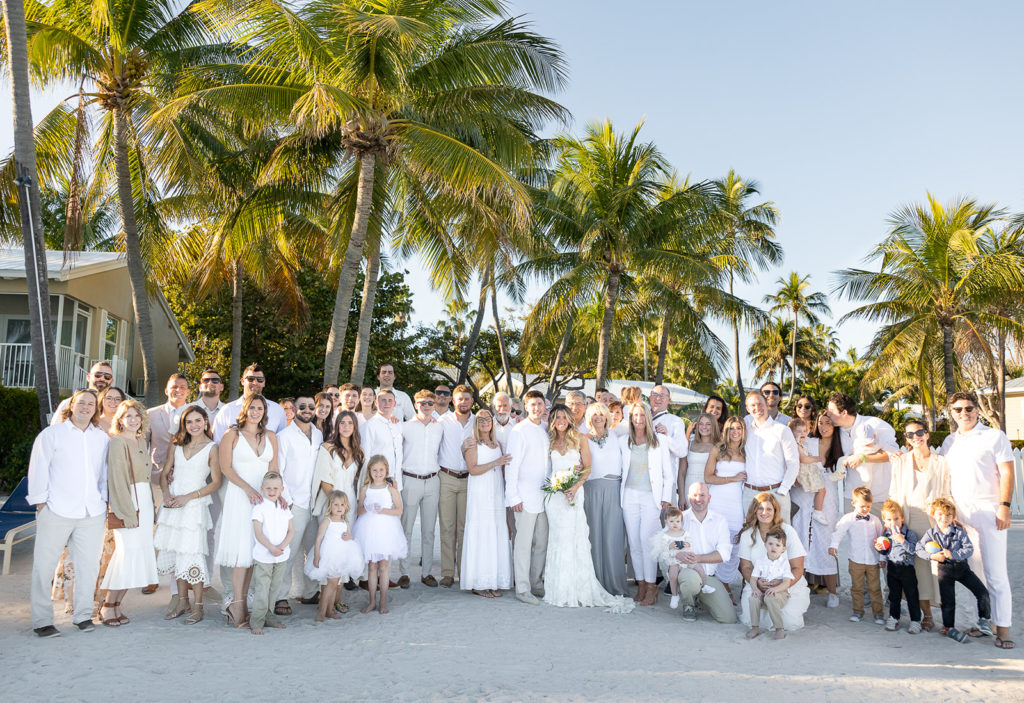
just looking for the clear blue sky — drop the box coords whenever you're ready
[3,1,1023,380]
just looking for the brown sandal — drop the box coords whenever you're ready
[274,600,292,616]
[101,602,120,627]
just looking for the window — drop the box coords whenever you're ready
[104,314,120,358]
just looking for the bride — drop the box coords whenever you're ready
[543,405,634,612]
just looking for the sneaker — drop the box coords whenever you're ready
[34,625,61,638]
[515,591,540,605]
[669,595,680,609]
[811,509,829,525]
[945,627,968,643]
[827,594,840,608]
[885,616,898,631]
[681,605,697,622]
[874,615,886,625]
[849,613,863,622]
[908,621,922,634]
[977,618,994,637]
[74,620,95,632]
[700,585,716,594]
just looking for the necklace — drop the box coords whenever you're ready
[591,432,608,448]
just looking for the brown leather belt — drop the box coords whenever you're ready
[403,470,438,480]
[744,482,782,492]
[439,467,468,478]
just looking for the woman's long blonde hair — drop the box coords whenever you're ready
[473,409,497,445]
[627,403,659,449]
[716,415,746,461]
[736,492,783,545]
[547,404,581,451]
[690,412,722,446]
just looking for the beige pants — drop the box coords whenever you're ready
[250,560,287,629]
[400,475,440,578]
[848,560,884,616]
[31,508,105,628]
[277,506,318,601]
[742,487,791,525]
[438,471,468,578]
[748,590,790,630]
[513,510,548,595]
[677,572,737,624]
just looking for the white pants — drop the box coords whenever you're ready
[31,508,105,628]
[623,488,660,583]
[512,510,548,594]
[959,504,1012,628]
[278,505,319,601]
[400,475,440,577]
[742,487,791,525]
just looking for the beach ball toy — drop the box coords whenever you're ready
[925,541,942,554]
[874,536,891,551]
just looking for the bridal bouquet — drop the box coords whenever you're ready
[542,466,584,506]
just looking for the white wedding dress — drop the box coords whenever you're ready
[543,448,634,613]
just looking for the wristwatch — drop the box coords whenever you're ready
[1000,501,1012,508]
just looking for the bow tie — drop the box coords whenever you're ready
[855,515,870,521]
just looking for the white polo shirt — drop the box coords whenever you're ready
[941,423,1014,506]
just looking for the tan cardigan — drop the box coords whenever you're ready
[889,451,951,534]
[107,434,152,529]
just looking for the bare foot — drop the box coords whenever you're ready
[378,604,390,614]
[773,630,786,640]
[746,628,761,639]
[326,610,341,619]
[251,626,263,635]
[360,600,375,614]
[314,614,325,622]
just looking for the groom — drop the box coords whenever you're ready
[505,390,550,605]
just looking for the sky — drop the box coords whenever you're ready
[3,1,1023,381]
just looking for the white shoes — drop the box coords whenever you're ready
[670,595,680,609]
[885,616,899,631]
[811,510,829,525]
[700,585,716,594]
[827,594,840,608]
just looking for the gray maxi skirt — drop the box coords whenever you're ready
[583,477,628,596]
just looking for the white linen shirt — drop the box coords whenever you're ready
[360,415,405,490]
[187,398,226,426]
[743,416,800,493]
[438,412,475,472]
[493,417,516,449]
[401,417,444,476]
[505,419,550,512]
[830,512,883,565]
[379,387,415,422]
[839,414,899,501]
[941,423,1014,506]
[745,411,792,427]
[752,554,795,581]
[211,396,287,443]
[681,508,732,578]
[28,421,110,518]
[251,501,293,563]
[276,422,323,510]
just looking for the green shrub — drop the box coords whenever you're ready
[0,387,41,492]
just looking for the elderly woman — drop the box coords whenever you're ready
[737,492,811,631]
[889,419,950,632]
[582,403,628,596]
[100,399,158,626]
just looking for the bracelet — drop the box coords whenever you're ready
[1000,501,1011,508]
[859,453,867,462]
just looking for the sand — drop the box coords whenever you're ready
[1,520,1021,702]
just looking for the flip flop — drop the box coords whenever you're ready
[964,627,985,638]
[334,602,349,614]
[274,600,292,616]
[994,638,1015,649]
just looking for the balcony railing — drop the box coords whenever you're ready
[0,343,127,391]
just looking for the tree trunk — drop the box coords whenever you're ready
[654,318,670,385]
[729,267,744,392]
[228,258,243,401]
[324,153,376,385]
[940,322,956,402]
[927,361,937,432]
[458,267,490,385]
[547,317,574,402]
[3,0,60,424]
[490,274,513,395]
[789,310,799,399]
[997,327,1007,431]
[595,268,621,390]
[112,107,159,405]
[349,238,381,385]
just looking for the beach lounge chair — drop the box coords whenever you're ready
[0,477,36,575]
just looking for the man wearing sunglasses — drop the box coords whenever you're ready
[939,392,1015,649]
[189,368,225,424]
[433,385,452,418]
[744,382,791,426]
[826,392,899,517]
[49,360,114,425]
[399,390,445,587]
[211,363,287,442]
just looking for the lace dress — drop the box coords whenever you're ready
[543,448,634,612]
[460,443,512,591]
[154,443,215,584]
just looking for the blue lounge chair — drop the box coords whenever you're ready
[1,477,36,575]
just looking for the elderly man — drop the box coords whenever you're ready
[437,385,475,587]
[211,363,287,442]
[400,391,444,588]
[565,390,589,433]
[676,483,736,624]
[940,392,1016,649]
[377,363,414,422]
[743,392,799,524]
[826,392,899,515]
[492,391,519,447]
[745,381,790,425]
[649,384,689,504]
[50,360,113,424]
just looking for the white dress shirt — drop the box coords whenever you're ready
[379,387,415,422]
[652,410,689,495]
[438,411,475,472]
[941,423,1014,506]
[28,421,110,518]
[360,414,405,490]
[744,416,800,493]
[211,395,287,443]
[830,512,883,564]
[505,419,550,512]
[682,508,732,578]
[401,417,444,476]
[188,398,226,426]
[494,416,515,449]
[839,414,899,501]
[745,411,792,426]
[276,422,323,510]
[752,553,794,581]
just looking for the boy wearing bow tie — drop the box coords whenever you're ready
[829,487,884,624]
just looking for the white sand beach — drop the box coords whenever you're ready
[1,522,1021,702]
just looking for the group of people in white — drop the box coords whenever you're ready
[24,361,1016,649]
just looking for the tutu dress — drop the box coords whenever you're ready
[352,486,408,562]
[154,443,215,584]
[215,434,274,568]
[304,520,364,581]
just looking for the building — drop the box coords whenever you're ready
[476,373,709,407]
[1003,377,1024,441]
[0,248,194,396]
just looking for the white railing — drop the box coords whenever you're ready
[1012,449,1024,519]
[0,343,90,390]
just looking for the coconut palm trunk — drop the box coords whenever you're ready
[3,0,60,424]
[458,267,491,385]
[655,318,670,384]
[789,310,799,399]
[490,276,513,394]
[729,269,744,392]
[112,107,159,405]
[228,258,243,401]
[349,239,381,384]
[547,317,574,402]
[997,327,1007,431]
[324,153,376,385]
[595,268,622,389]
[940,322,955,401]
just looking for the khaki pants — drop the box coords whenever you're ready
[849,560,884,616]
[677,572,737,624]
[31,508,105,628]
[742,487,791,525]
[400,475,440,577]
[748,590,790,630]
[278,505,319,601]
[250,560,287,629]
[438,471,468,578]
[513,510,548,595]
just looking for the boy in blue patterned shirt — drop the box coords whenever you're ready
[876,500,921,633]
[916,498,992,643]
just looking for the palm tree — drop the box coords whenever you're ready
[749,317,792,387]
[711,170,782,392]
[182,0,569,386]
[834,194,1024,403]
[764,272,831,399]
[0,0,60,422]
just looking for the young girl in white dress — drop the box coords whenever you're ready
[650,506,715,609]
[460,410,513,598]
[154,406,221,624]
[305,491,364,622]
[352,455,407,614]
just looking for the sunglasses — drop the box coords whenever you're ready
[418,400,435,406]
[435,390,451,396]
[245,376,266,382]
[797,403,814,409]
[762,389,780,396]
[93,372,113,380]
[950,406,976,414]
[201,377,221,384]
[905,429,928,438]
[296,403,314,410]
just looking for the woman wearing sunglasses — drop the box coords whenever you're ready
[888,419,951,632]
